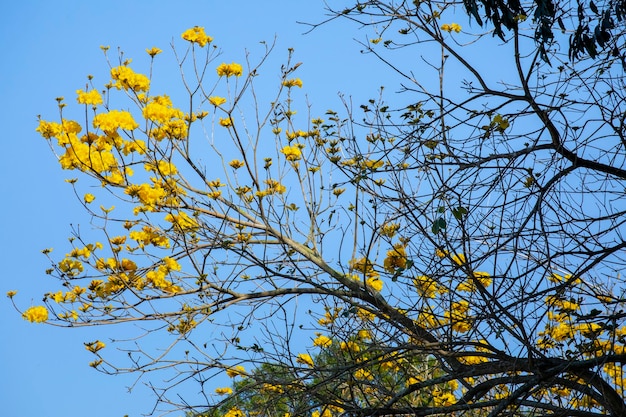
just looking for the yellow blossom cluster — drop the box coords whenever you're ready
[313,334,333,347]
[94,110,139,132]
[165,211,199,232]
[349,256,385,292]
[129,225,170,248]
[209,96,227,106]
[226,365,246,378]
[223,407,244,417]
[76,89,103,106]
[48,286,85,304]
[383,243,408,272]
[457,271,492,292]
[84,340,106,353]
[413,275,448,298]
[229,159,245,169]
[215,387,233,395]
[110,65,150,92]
[181,26,213,47]
[296,353,314,367]
[142,95,183,124]
[37,118,141,184]
[146,263,181,294]
[443,300,472,333]
[280,144,302,161]
[380,222,400,238]
[318,306,342,326]
[217,62,243,77]
[255,179,287,198]
[145,47,162,57]
[219,117,233,128]
[125,179,181,214]
[58,257,85,276]
[22,305,48,323]
[441,23,462,33]
[282,78,303,88]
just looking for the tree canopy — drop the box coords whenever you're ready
[11,1,626,416]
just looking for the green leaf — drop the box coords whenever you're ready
[432,217,447,234]
[452,206,468,220]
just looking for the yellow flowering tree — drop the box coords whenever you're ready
[11,1,626,415]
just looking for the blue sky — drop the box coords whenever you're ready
[0,2,403,416]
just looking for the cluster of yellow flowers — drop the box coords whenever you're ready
[255,179,287,198]
[282,78,303,88]
[22,305,48,323]
[129,225,170,249]
[181,26,213,47]
[383,243,407,272]
[111,65,150,92]
[217,62,243,77]
[280,144,303,161]
[441,23,462,33]
[165,211,199,232]
[226,365,246,378]
[209,96,227,106]
[76,89,103,106]
[84,340,106,353]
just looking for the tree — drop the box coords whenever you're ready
[10,0,626,415]
[194,331,473,417]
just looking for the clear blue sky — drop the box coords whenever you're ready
[0,2,407,416]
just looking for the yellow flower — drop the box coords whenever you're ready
[36,119,63,139]
[547,273,582,285]
[6,290,17,298]
[163,257,181,272]
[85,340,106,353]
[110,65,150,92]
[340,340,361,353]
[93,110,139,132]
[224,407,244,417]
[357,329,372,340]
[215,387,233,395]
[146,47,162,57]
[296,353,314,367]
[444,301,472,333]
[217,62,244,77]
[84,193,95,204]
[209,96,227,106]
[380,222,400,238]
[383,243,408,272]
[282,78,303,88]
[165,211,199,231]
[433,388,456,406]
[413,275,441,297]
[361,159,384,170]
[280,144,302,161]
[219,117,233,128]
[89,359,103,368]
[181,26,213,47]
[354,369,374,380]
[313,334,332,348]
[142,96,183,124]
[366,275,383,292]
[229,159,245,169]
[226,365,246,378]
[441,23,462,33]
[22,305,49,323]
[76,89,103,106]
[451,253,466,266]
[263,179,286,194]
